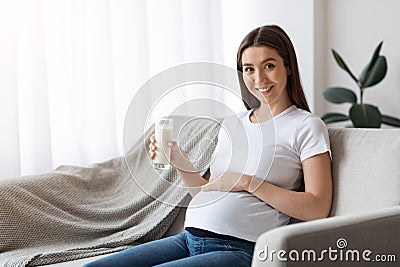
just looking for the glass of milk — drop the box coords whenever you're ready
[153,118,173,170]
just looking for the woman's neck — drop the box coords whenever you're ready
[250,102,293,123]
[269,102,293,117]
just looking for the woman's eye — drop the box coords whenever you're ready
[265,64,275,69]
[244,67,253,73]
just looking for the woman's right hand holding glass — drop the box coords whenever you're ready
[149,134,196,173]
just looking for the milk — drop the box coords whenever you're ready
[153,118,173,170]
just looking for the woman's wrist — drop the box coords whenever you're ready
[173,158,197,174]
[245,175,266,193]
[241,174,254,192]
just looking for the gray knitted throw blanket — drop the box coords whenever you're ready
[0,116,221,266]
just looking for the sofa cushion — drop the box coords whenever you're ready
[328,128,400,216]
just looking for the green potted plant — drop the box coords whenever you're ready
[321,42,400,128]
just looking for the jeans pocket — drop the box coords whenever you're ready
[185,231,203,256]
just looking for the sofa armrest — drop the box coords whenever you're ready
[252,206,400,267]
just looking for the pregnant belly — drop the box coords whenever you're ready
[184,191,285,234]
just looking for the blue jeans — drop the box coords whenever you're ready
[83,231,254,267]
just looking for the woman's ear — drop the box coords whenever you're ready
[287,67,291,76]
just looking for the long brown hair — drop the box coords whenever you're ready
[236,25,310,112]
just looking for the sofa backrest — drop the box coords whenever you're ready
[328,128,400,217]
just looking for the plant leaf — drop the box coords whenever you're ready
[371,41,383,64]
[359,41,383,86]
[323,87,357,104]
[381,114,400,127]
[359,56,387,88]
[349,104,382,128]
[321,113,350,123]
[332,49,359,84]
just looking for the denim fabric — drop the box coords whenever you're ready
[83,231,254,267]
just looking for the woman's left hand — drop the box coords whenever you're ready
[201,172,251,192]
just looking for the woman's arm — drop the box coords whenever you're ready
[249,152,332,221]
[175,169,209,197]
[202,152,332,221]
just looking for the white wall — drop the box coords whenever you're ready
[325,0,400,122]
[313,0,328,116]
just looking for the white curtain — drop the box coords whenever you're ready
[0,0,316,179]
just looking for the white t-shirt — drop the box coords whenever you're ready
[184,105,331,242]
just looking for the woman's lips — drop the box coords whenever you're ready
[256,85,273,94]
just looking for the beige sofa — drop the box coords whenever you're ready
[251,128,400,266]
[47,128,400,266]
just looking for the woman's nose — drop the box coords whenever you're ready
[255,70,269,85]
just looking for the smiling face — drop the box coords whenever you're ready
[241,45,293,114]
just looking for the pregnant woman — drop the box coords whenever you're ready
[84,24,332,267]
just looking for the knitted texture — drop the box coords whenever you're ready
[0,116,221,266]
